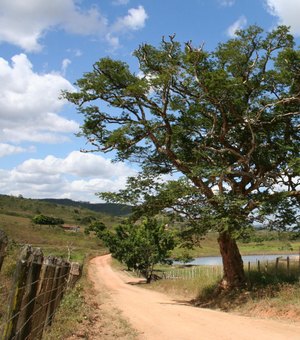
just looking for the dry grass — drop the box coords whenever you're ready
[147,261,300,323]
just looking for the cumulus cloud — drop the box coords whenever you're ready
[0,151,136,202]
[107,5,148,49]
[0,53,78,144]
[0,0,148,51]
[0,143,35,157]
[265,0,300,36]
[227,15,247,37]
[113,5,148,32]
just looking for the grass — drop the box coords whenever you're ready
[172,231,300,259]
[144,257,300,322]
[0,195,134,339]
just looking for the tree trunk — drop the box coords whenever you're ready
[218,231,246,290]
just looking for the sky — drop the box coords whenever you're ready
[0,0,299,203]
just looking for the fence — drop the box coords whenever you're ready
[164,265,223,281]
[246,255,300,276]
[164,255,300,281]
[0,231,82,340]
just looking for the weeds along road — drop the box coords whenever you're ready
[88,254,300,340]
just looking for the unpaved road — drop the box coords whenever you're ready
[88,254,300,340]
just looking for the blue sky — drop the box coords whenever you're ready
[0,0,299,202]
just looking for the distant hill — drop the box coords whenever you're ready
[39,198,132,216]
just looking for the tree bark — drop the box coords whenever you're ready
[218,231,246,290]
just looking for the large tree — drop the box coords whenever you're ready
[64,26,299,289]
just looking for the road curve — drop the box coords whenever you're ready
[88,254,300,340]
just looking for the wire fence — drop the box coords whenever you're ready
[164,265,223,280]
[0,230,82,340]
[163,255,300,281]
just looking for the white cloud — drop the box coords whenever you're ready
[0,54,78,144]
[218,0,235,7]
[113,0,130,5]
[0,143,35,157]
[227,15,247,37]
[61,58,71,75]
[107,5,148,49]
[113,5,148,32]
[0,0,148,52]
[265,0,300,36]
[0,151,136,202]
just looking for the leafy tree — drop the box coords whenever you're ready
[84,220,106,237]
[64,26,300,289]
[32,214,64,226]
[99,218,176,283]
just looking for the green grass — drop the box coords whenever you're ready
[172,231,300,259]
[0,195,119,338]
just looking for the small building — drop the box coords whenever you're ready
[61,225,80,232]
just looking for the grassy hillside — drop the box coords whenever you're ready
[0,194,124,339]
[40,198,132,216]
[0,194,122,260]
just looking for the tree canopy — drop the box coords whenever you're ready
[32,214,64,226]
[64,26,299,289]
[98,218,176,283]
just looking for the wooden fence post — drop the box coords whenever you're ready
[45,258,70,326]
[68,262,82,288]
[45,258,64,328]
[275,257,279,276]
[16,248,43,340]
[264,260,268,273]
[287,256,290,277]
[0,230,8,272]
[2,245,32,340]
[30,256,56,340]
[52,260,70,313]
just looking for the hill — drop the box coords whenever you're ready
[39,198,131,216]
[0,194,126,258]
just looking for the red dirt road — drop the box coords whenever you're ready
[88,254,300,340]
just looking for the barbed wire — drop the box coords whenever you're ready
[0,240,82,340]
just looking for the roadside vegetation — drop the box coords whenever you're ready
[146,259,300,323]
[0,194,136,339]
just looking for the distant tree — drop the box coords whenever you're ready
[64,26,299,290]
[80,216,96,225]
[32,214,64,226]
[84,220,106,237]
[98,218,176,283]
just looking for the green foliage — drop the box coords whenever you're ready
[65,25,299,232]
[32,214,64,226]
[100,218,177,282]
[84,221,106,237]
[64,26,300,287]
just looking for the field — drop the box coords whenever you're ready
[0,195,121,339]
[172,231,300,260]
[1,194,300,338]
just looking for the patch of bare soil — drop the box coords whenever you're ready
[87,254,300,340]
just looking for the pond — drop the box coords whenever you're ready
[178,254,299,266]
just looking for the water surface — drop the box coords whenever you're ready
[181,254,299,266]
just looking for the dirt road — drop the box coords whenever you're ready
[88,254,300,340]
